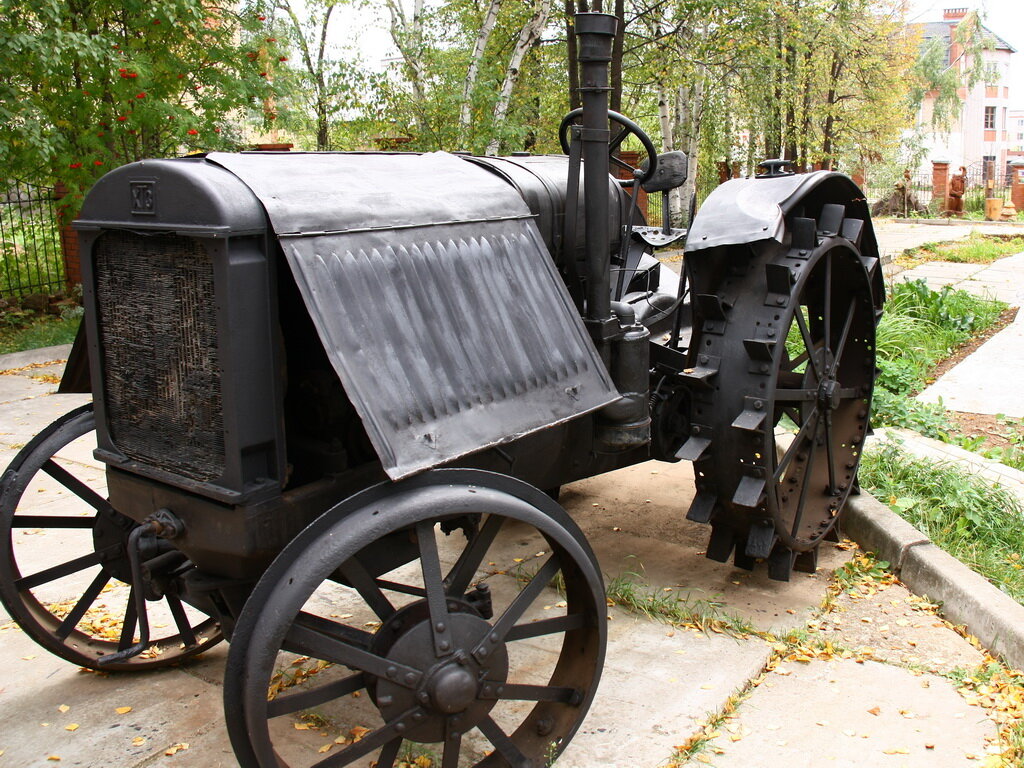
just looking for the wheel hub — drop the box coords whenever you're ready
[428,662,477,714]
[817,378,840,411]
[374,608,509,743]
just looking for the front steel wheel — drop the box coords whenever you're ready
[225,469,606,768]
[0,404,221,669]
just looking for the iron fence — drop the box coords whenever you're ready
[0,182,65,298]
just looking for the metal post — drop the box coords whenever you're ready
[575,12,617,351]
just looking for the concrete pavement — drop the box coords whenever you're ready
[2,218,1023,767]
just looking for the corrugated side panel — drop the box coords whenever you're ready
[283,218,619,480]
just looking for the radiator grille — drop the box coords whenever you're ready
[93,231,225,482]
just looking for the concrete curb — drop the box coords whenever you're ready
[844,491,1024,672]
[886,218,1024,228]
[0,344,72,371]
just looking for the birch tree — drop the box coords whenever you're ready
[487,0,553,155]
[459,0,503,143]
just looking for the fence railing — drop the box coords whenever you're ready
[0,182,65,298]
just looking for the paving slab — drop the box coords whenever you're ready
[706,659,996,768]
[817,581,985,674]
[917,312,1024,416]
[562,462,853,633]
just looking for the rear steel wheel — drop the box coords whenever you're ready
[0,404,222,669]
[225,469,605,768]
[681,208,877,579]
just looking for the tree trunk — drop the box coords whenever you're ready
[564,1,580,110]
[385,0,428,133]
[609,0,624,113]
[486,0,553,155]
[657,83,673,152]
[459,0,503,146]
[675,77,703,227]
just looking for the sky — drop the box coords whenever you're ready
[331,1,1024,104]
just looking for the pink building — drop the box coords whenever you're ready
[917,8,1016,178]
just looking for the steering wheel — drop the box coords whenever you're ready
[558,108,658,187]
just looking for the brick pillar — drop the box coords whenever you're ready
[613,150,648,212]
[931,160,949,207]
[1011,161,1024,211]
[53,183,81,289]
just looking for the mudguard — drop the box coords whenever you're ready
[685,171,882,308]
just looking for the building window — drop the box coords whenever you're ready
[984,106,996,130]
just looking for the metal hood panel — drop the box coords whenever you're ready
[207,152,618,480]
[207,151,530,233]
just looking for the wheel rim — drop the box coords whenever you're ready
[0,404,221,670]
[226,471,605,768]
[768,239,875,549]
[687,230,876,577]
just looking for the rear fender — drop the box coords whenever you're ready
[685,171,883,311]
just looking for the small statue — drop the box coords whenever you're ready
[946,166,966,217]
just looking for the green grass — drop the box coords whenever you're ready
[870,279,1005,434]
[859,442,1024,604]
[0,313,81,356]
[900,232,1024,265]
[604,571,758,638]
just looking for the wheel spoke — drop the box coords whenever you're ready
[477,715,529,768]
[445,514,504,597]
[267,672,365,718]
[823,411,837,495]
[416,520,453,658]
[14,543,119,590]
[790,423,820,538]
[608,125,630,152]
[376,737,402,768]
[824,252,833,352]
[118,585,139,651]
[11,515,95,529]
[506,613,586,642]
[773,407,820,483]
[484,682,580,704]
[339,556,395,621]
[794,309,823,382]
[481,555,561,649]
[312,710,418,768]
[441,732,462,768]
[166,593,198,648]
[375,579,426,598]
[828,300,857,379]
[41,460,114,515]
[284,615,421,688]
[774,387,816,403]
[54,570,109,640]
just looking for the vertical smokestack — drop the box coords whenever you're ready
[574,11,617,347]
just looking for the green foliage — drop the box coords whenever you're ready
[909,10,994,131]
[870,279,1004,435]
[0,313,80,355]
[901,233,1024,266]
[860,442,1024,603]
[0,0,272,194]
[870,388,955,439]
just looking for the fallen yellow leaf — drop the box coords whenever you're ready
[47,757,61,762]
[318,744,333,753]
[132,737,146,746]
[883,748,909,755]
[115,706,132,715]
[293,723,310,731]
[64,724,79,732]
[57,705,70,714]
